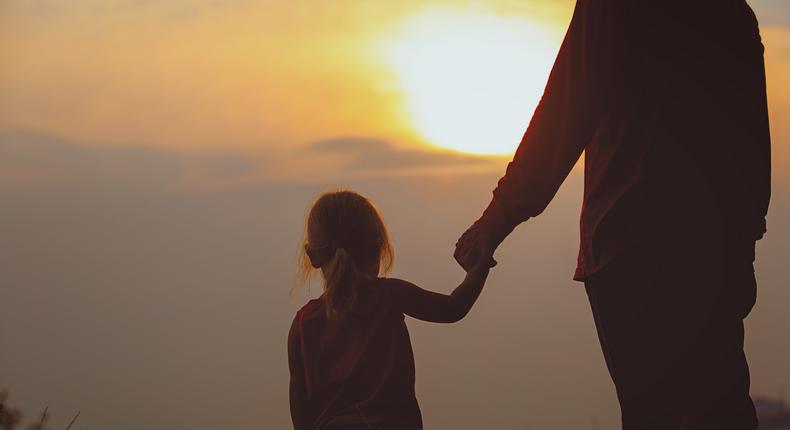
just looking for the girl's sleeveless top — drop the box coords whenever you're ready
[290,285,422,429]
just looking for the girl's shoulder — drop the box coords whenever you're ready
[301,297,323,312]
[359,278,411,319]
[374,276,416,289]
[289,298,327,340]
[369,277,409,295]
[348,277,413,311]
[375,277,419,293]
[371,277,421,306]
[293,298,323,323]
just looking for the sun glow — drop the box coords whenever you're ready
[383,9,559,155]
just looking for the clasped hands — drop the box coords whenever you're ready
[453,224,498,271]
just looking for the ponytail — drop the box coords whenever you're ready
[322,247,364,320]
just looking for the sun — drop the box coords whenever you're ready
[383,8,558,155]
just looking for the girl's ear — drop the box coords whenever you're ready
[305,244,329,268]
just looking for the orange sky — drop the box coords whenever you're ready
[1,0,788,175]
[0,2,565,153]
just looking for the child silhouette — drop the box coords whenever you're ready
[288,190,493,430]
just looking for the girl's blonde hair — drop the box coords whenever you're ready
[295,190,394,320]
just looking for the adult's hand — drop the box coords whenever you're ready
[454,224,497,271]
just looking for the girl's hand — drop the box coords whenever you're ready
[454,224,497,272]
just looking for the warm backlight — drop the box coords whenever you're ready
[383,8,558,155]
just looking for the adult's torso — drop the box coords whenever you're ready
[576,0,770,280]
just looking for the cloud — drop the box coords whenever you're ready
[0,129,262,191]
[308,137,499,173]
[0,130,503,192]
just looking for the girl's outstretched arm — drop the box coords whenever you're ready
[288,316,310,430]
[388,265,490,323]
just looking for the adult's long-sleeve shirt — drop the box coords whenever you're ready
[476,0,771,280]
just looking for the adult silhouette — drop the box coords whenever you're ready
[455,1,770,429]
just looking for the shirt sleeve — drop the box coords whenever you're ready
[476,0,613,245]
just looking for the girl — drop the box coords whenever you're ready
[288,190,493,430]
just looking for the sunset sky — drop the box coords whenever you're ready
[1,0,789,164]
[1,1,789,429]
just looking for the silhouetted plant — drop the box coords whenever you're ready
[0,391,23,430]
[25,406,49,430]
[0,391,79,430]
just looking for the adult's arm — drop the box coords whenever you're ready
[388,266,490,324]
[288,315,310,430]
[476,0,613,246]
